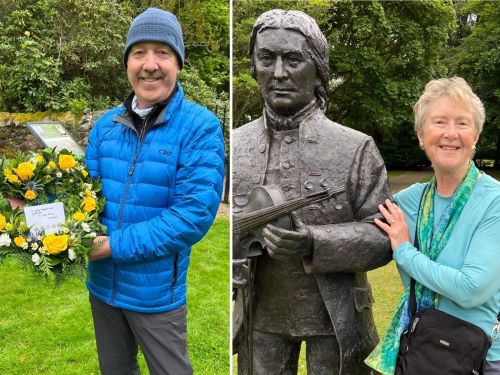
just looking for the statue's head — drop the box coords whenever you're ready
[249,10,329,115]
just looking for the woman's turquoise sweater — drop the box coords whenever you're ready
[395,174,500,361]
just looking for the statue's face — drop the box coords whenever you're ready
[254,27,317,116]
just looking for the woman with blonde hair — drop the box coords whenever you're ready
[366,77,500,374]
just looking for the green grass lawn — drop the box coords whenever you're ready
[369,262,403,335]
[0,218,229,375]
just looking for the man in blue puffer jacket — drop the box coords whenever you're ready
[84,8,224,375]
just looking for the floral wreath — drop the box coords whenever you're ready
[0,148,106,277]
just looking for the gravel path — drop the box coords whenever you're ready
[217,202,229,218]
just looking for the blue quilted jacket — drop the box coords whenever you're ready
[85,83,224,313]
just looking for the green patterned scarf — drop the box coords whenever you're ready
[365,161,479,374]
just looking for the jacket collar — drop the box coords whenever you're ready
[114,81,184,131]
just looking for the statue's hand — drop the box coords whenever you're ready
[263,212,313,260]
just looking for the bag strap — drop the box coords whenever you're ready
[408,189,425,320]
[408,243,418,318]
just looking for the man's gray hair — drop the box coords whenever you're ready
[249,9,330,110]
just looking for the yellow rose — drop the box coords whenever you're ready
[13,162,36,181]
[42,234,69,255]
[24,190,37,200]
[7,174,20,183]
[82,197,97,212]
[0,214,6,230]
[58,154,76,171]
[72,211,86,222]
[48,161,57,170]
[14,236,27,248]
[82,170,89,177]
[36,154,45,164]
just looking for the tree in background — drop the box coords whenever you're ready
[327,2,453,150]
[0,0,228,114]
[0,0,129,112]
[449,0,500,167]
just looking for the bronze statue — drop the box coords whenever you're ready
[232,9,392,375]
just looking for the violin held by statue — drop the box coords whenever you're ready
[232,184,345,259]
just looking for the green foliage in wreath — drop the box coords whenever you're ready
[0,148,106,279]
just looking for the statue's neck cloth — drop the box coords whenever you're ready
[264,99,318,131]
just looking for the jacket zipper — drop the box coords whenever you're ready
[111,111,153,305]
[116,112,151,228]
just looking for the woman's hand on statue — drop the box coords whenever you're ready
[374,199,411,251]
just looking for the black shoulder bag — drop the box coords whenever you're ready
[395,208,494,375]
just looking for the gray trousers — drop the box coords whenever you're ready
[238,330,340,375]
[90,295,193,375]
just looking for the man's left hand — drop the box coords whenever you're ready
[263,212,313,260]
[89,236,111,261]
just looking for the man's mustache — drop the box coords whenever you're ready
[139,74,163,80]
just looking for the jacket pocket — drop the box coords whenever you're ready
[353,287,374,312]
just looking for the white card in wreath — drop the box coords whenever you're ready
[24,202,66,238]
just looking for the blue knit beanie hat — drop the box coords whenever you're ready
[123,8,185,69]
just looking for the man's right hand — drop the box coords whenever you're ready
[7,198,25,210]
[89,236,112,260]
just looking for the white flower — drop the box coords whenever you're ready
[0,233,12,247]
[91,232,97,238]
[60,227,70,234]
[31,242,39,250]
[29,156,38,164]
[79,192,84,197]
[68,248,76,261]
[82,223,91,233]
[32,253,41,265]
[56,172,62,178]
[85,183,92,190]
[39,246,47,254]
[22,242,29,250]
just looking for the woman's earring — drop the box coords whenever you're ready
[419,142,424,150]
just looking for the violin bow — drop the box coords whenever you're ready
[234,186,345,235]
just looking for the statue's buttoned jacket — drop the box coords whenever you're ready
[233,108,392,375]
